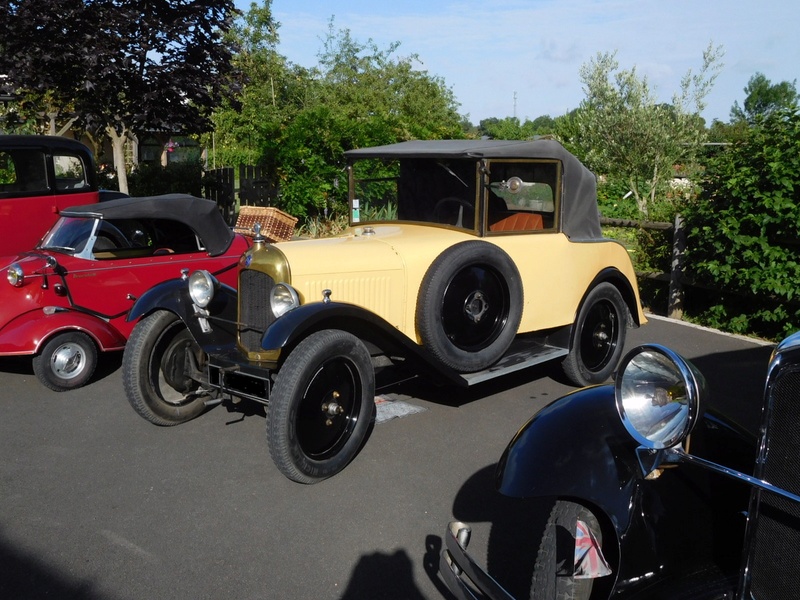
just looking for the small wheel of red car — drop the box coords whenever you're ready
[32,331,98,391]
[417,241,523,373]
[267,329,375,484]
[530,500,609,600]
[122,310,208,426]
[562,282,629,386]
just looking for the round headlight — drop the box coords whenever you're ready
[615,344,705,449]
[270,283,299,318]
[188,270,216,308]
[7,264,24,287]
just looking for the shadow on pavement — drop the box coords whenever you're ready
[0,526,112,600]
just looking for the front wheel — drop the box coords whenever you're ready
[33,331,98,391]
[530,500,611,600]
[267,330,375,484]
[122,310,209,426]
[562,282,628,386]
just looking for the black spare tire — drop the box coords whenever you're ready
[417,241,523,373]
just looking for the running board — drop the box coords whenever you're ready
[459,337,569,386]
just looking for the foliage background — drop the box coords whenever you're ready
[683,107,800,339]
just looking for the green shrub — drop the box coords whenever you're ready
[683,106,800,339]
[127,160,203,197]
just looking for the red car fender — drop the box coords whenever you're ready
[0,309,127,355]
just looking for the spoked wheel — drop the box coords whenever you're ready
[417,241,522,373]
[33,331,98,391]
[530,500,611,600]
[122,310,209,426]
[267,329,375,484]
[562,282,628,386]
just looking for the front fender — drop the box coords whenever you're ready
[261,301,461,383]
[128,277,239,351]
[0,308,127,354]
[262,301,412,351]
[127,278,192,323]
[496,384,641,533]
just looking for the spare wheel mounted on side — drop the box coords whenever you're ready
[416,240,523,373]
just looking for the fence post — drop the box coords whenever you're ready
[668,214,686,319]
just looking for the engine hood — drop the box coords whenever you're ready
[268,224,474,336]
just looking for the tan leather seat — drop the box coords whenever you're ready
[489,212,543,232]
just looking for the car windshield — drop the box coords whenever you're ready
[350,157,559,232]
[41,215,204,259]
[40,217,96,253]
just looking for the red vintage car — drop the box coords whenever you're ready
[0,194,250,391]
[0,135,111,260]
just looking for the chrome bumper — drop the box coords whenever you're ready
[439,521,515,600]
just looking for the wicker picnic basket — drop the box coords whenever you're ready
[234,206,298,242]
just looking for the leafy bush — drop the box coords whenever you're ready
[127,160,204,197]
[683,106,800,339]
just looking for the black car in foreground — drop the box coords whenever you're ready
[440,334,800,599]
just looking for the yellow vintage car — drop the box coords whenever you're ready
[122,139,645,484]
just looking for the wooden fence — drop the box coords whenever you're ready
[205,165,279,226]
[601,215,686,319]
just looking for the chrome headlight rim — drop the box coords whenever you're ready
[269,283,300,318]
[615,344,705,450]
[7,263,24,287]
[188,270,216,308]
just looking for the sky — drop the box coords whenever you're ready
[238,0,800,126]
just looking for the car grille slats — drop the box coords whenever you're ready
[747,367,800,599]
[238,269,275,352]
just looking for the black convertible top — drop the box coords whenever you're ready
[345,139,601,240]
[60,194,235,256]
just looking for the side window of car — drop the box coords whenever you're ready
[54,153,89,192]
[487,161,559,233]
[0,149,48,195]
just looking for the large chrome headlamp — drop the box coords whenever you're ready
[188,270,216,308]
[615,344,705,449]
[270,283,300,318]
[7,263,24,287]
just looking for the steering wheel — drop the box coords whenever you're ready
[433,196,474,227]
[94,222,131,251]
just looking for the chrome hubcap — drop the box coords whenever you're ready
[50,343,85,380]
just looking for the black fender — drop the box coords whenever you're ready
[127,277,239,351]
[496,384,641,533]
[495,383,754,593]
[261,301,465,384]
[586,267,643,327]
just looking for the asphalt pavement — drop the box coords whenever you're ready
[0,315,774,599]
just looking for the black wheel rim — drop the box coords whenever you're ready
[579,300,619,372]
[152,324,201,406]
[296,357,362,460]
[441,265,508,351]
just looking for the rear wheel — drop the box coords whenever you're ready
[531,500,609,600]
[562,282,628,386]
[122,310,209,426]
[267,330,375,484]
[33,331,97,391]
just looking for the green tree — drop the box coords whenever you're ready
[572,44,723,219]
[214,12,464,220]
[683,106,800,339]
[478,115,556,140]
[206,1,307,171]
[730,72,799,124]
[0,0,239,193]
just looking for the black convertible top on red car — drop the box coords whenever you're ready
[61,193,235,256]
